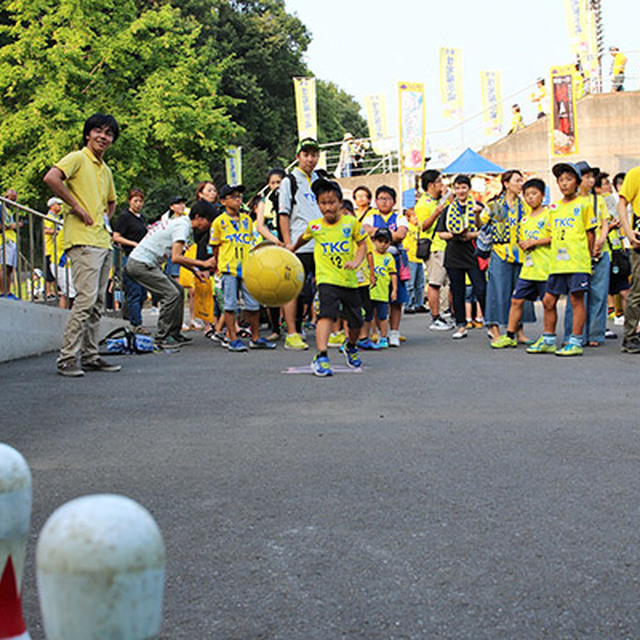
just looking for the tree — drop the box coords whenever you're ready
[0,0,238,207]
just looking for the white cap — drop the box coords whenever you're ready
[47,197,63,208]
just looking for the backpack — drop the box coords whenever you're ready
[99,327,154,355]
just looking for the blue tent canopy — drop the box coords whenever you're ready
[442,148,505,175]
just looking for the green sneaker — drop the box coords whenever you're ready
[491,334,517,349]
[526,336,557,354]
[555,343,583,357]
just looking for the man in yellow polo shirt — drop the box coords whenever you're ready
[617,165,640,353]
[44,113,121,377]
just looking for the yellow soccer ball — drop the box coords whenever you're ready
[243,244,305,307]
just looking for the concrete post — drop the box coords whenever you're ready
[36,494,165,640]
[0,443,32,640]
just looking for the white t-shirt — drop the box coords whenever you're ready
[130,216,191,267]
[278,167,321,253]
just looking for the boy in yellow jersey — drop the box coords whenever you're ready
[492,179,550,348]
[43,197,64,299]
[290,179,367,376]
[370,228,398,348]
[610,46,627,92]
[527,164,596,356]
[404,208,425,314]
[210,184,276,352]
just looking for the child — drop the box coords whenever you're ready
[404,208,425,314]
[370,228,398,348]
[210,184,276,352]
[527,164,596,356]
[290,179,367,377]
[492,178,551,348]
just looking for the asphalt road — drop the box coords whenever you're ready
[2,309,639,639]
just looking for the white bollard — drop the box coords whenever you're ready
[0,443,32,640]
[36,494,165,640]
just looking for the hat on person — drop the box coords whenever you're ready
[552,162,582,181]
[47,197,63,208]
[373,228,392,242]
[169,195,186,206]
[219,184,245,199]
[575,160,600,177]
[343,132,354,141]
[295,137,320,154]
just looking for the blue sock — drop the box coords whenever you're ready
[543,333,556,345]
[569,334,583,347]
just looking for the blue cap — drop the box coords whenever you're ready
[552,162,581,180]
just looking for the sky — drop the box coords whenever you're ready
[283,0,638,159]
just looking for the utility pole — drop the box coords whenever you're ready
[590,0,604,93]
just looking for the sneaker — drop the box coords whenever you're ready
[81,357,122,372]
[311,354,333,377]
[604,329,617,340]
[452,327,468,340]
[132,325,152,336]
[614,315,624,326]
[378,337,389,348]
[429,317,453,331]
[491,334,517,349]
[265,332,281,342]
[526,336,557,354]
[466,321,474,329]
[249,337,276,349]
[415,305,429,314]
[344,344,363,369]
[155,336,183,350]
[621,337,640,353]
[389,331,400,347]
[171,333,193,344]
[404,307,416,315]
[285,333,309,350]
[149,306,160,315]
[214,331,229,345]
[441,309,453,321]
[57,361,85,377]
[473,320,484,329]
[399,335,407,342]
[238,327,252,339]
[181,323,190,332]
[227,339,248,352]
[328,332,346,348]
[556,343,583,357]
[357,338,382,351]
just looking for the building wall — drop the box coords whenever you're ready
[480,91,640,186]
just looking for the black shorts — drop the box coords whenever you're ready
[45,256,56,283]
[318,284,363,329]
[358,285,373,322]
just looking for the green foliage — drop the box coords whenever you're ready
[0,0,367,211]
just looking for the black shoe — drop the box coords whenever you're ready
[81,357,121,372]
[172,333,193,344]
[621,337,640,353]
[415,305,429,314]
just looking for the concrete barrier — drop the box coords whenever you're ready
[0,299,125,364]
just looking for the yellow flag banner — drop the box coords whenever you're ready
[225,146,242,185]
[564,0,594,75]
[293,77,317,141]
[440,48,464,120]
[364,94,389,155]
[550,65,579,157]
[398,82,425,173]
[480,70,503,136]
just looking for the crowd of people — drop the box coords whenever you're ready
[2,111,640,377]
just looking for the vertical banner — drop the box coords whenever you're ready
[293,77,317,141]
[440,47,464,120]
[364,94,389,155]
[564,0,596,82]
[225,146,242,185]
[480,70,503,136]
[550,65,579,156]
[398,82,425,173]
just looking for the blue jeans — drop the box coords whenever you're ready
[406,261,425,310]
[122,254,147,326]
[485,253,535,327]
[564,252,610,344]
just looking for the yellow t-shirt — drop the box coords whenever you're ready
[44,212,63,257]
[405,222,421,263]
[591,194,611,256]
[210,211,254,277]
[548,197,597,275]
[619,166,640,231]
[518,209,551,281]
[55,147,116,250]
[1,203,17,243]
[370,250,397,302]
[613,52,627,76]
[301,216,366,288]
[415,193,446,252]
[355,234,374,286]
